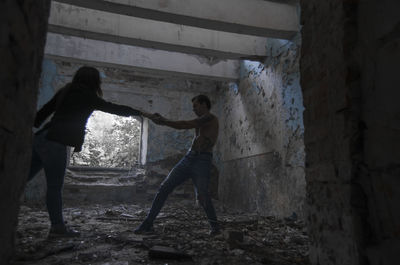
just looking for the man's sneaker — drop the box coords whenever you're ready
[133,221,154,234]
[209,227,221,236]
[48,224,80,239]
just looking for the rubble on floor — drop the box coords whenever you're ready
[12,199,309,265]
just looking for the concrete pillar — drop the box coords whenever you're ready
[0,0,51,264]
[300,0,400,264]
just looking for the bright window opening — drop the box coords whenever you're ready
[70,111,141,168]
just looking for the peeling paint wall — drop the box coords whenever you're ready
[26,58,219,201]
[214,36,305,218]
[31,45,306,220]
[34,58,218,163]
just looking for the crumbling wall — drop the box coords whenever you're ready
[0,1,50,264]
[34,58,218,162]
[27,58,219,201]
[358,1,400,264]
[24,59,59,203]
[300,0,362,264]
[215,36,305,218]
[300,0,400,264]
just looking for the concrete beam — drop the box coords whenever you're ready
[44,33,239,81]
[48,2,270,60]
[54,0,299,39]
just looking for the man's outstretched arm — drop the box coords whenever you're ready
[152,113,214,129]
[158,119,197,129]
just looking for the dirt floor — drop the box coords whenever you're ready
[12,199,309,265]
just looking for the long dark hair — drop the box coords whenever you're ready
[72,66,103,97]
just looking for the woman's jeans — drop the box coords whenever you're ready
[27,131,67,225]
[144,151,218,229]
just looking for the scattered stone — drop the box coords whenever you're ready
[14,198,309,265]
[120,213,135,219]
[148,245,192,260]
[230,249,245,256]
[224,230,244,249]
[102,261,129,265]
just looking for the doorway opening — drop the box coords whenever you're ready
[69,111,142,169]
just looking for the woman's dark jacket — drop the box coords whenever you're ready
[34,83,141,152]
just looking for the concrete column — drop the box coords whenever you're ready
[0,1,51,263]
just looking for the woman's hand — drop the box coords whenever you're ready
[149,113,166,125]
[141,112,166,124]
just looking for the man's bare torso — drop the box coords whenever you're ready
[191,113,219,152]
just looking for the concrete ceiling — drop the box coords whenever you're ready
[45,0,300,80]
[45,33,240,81]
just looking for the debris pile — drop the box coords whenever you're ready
[13,199,309,265]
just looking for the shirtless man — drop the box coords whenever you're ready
[135,95,220,235]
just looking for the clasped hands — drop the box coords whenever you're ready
[142,112,166,125]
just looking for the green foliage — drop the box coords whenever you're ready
[70,111,141,168]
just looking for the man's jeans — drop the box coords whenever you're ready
[144,151,218,229]
[28,130,67,225]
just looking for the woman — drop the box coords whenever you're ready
[28,66,148,238]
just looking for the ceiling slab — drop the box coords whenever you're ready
[54,0,299,39]
[48,2,271,60]
[44,33,240,81]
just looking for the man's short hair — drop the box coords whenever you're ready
[192,95,211,110]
